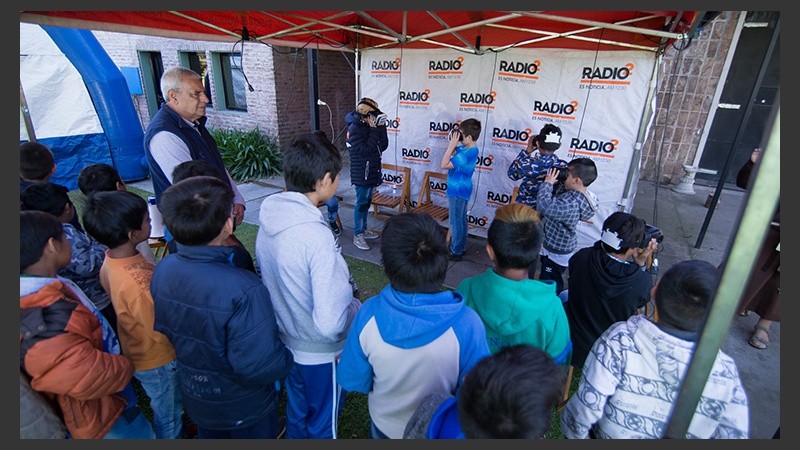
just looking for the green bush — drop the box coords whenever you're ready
[211,127,282,182]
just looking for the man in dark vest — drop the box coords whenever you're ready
[143,67,246,232]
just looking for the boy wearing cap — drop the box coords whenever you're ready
[507,123,568,211]
[345,97,389,251]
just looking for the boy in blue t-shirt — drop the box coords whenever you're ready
[439,118,481,261]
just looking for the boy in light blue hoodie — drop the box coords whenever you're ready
[337,212,490,439]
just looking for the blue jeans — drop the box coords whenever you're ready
[354,186,374,236]
[103,406,156,439]
[135,360,184,439]
[448,196,468,255]
[326,196,339,222]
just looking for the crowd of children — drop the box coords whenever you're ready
[21,111,751,439]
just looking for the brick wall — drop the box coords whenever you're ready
[640,11,740,185]
[272,47,356,152]
[93,31,355,153]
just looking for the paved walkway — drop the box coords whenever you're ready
[130,171,779,439]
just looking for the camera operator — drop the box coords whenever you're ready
[345,97,389,251]
[561,211,660,369]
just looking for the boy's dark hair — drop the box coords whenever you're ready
[655,260,718,332]
[83,190,149,249]
[567,157,597,187]
[380,212,449,293]
[599,211,646,253]
[77,163,123,196]
[20,142,55,181]
[458,118,482,142]
[159,176,233,246]
[283,131,342,193]
[20,210,65,272]
[20,182,70,218]
[172,159,225,184]
[488,203,542,270]
[457,344,565,438]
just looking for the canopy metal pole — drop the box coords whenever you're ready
[307,47,320,132]
[20,79,37,142]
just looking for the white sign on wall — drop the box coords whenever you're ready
[359,48,654,250]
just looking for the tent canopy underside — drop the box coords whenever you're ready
[20,10,699,53]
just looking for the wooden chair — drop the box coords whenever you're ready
[412,171,451,244]
[413,171,450,223]
[371,164,412,219]
[558,365,575,412]
[148,237,169,261]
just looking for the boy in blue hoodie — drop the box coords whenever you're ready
[337,212,490,439]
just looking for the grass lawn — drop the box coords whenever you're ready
[69,186,576,439]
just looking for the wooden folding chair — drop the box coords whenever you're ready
[371,163,412,219]
[557,365,575,411]
[413,171,449,222]
[148,237,169,261]
[412,171,451,243]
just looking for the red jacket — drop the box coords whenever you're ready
[20,280,135,439]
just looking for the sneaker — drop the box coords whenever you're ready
[353,234,370,250]
[329,220,341,236]
[363,229,380,240]
[449,252,464,261]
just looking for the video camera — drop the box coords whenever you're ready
[370,112,388,126]
[641,224,664,248]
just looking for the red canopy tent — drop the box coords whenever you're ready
[20,10,701,53]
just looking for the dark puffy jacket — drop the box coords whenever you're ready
[20,280,135,439]
[151,244,293,430]
[345,110,388,187]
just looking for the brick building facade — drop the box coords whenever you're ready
[92,30,356,152]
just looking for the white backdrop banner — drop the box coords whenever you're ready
[359,48,653,249]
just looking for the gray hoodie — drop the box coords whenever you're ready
[255,191,361,360]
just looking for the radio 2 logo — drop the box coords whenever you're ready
[579,63,634,90]
[532,100,578,121]
[460,91,496,111]
[371,58,401,76]
[399,89,431,108]
[381,171,405,186]
[402,147,431,164]
[497,59,541,83]
[428,56,464,79]
[491,127,532,147]
[568,137,619,159]
[468,214,489,228]
[476,154,494,171]
[486,190,512,207]
[428,121,461,138]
